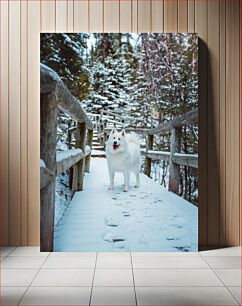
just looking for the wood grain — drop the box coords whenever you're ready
[138,0,151,32]
[56,0,67,32]
[0,0,9,245]
[104,0,119,32]
[41,0,55,32]
[9,0,21,245]
[219,0,226,246]
[195,0,208,247]
[20,0,28,245]
[120,0,132,32]
[207,0,220,246]
[178,0,188,32]
[90,0,104,32]
[27,1,40,245]
[151,0,164,32]
[131,0,138,32]
[225,0,240,246]
[188,0,195,33]
[164,0,178,32]
[73,0,89,32]
[67,0,74,32]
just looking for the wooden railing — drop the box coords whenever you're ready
[69,109,144,148]
[102,108,198,196]
[144,108,198,194]
[40,64,93,251]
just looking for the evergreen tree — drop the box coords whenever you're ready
[41,33,90,100]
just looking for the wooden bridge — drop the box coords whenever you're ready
[40,64,198,252]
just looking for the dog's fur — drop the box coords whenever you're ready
[105,129,141,192]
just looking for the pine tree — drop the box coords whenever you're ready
[86,33,137,114]
[41,33,90,100]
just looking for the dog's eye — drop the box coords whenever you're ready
[113,137,116,139]
[118,138,120,140]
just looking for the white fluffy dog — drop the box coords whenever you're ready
[105,129,141,192]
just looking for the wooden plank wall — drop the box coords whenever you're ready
[0,0,240,248]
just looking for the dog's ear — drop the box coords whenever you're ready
[121,129,126,136]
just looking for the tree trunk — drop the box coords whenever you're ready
[168,127,181,194]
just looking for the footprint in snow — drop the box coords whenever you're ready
[174,246,191,252]
[113,238,126,242]
[166,237,180,241]
[170,224,183,228]
[105,218,119,227]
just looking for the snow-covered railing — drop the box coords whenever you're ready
[173,153,198,169]
[141,149,198,168]
[40,147,92,190]
[143,108,198,195]
[148,108,198,135]
[56,147,91,176]
[40,64,94,252]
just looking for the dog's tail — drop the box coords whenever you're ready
[126,132,140,146]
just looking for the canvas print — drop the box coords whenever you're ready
[40,33,198,252]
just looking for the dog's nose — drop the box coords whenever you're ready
[113,141,117,145]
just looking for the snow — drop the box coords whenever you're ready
[148,150,170,156]
[56,149,82,162]
[174,153,198,158]
[54,158,198,252]
[91,150,106,156]
[55,173,72,226]
[40,159,46,168]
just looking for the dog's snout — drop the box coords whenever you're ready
[113,140,117,145]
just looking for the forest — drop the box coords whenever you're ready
[40,33,198,223]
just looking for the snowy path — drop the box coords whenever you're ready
[54,158,198,252]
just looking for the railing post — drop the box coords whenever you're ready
[103,120,108,144]
[100,120,107,146]
[144,134,154,177]
[68,121,74,190]
[97,114,102,144]
[67,121,72,149]
[168,127,181,194]
[40,91,58,252]
[72,122,86,191]
[85,129,93,173]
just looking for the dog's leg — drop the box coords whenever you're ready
[108,170,115,190]
[135,170,140,188]
[123,171,130,192]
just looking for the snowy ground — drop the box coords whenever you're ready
[55,173,72,226]
[54,158,198,252]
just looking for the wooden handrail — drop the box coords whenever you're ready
[142,108,198,195]
[149,108,198,135]
[41,64,93,130]
[40,147,91,190]
[141,149,198,168]
[40,64,93,251]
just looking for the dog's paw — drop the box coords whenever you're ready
[123,187,129,192]
[134,184,140,188]
[108,185,114,190]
